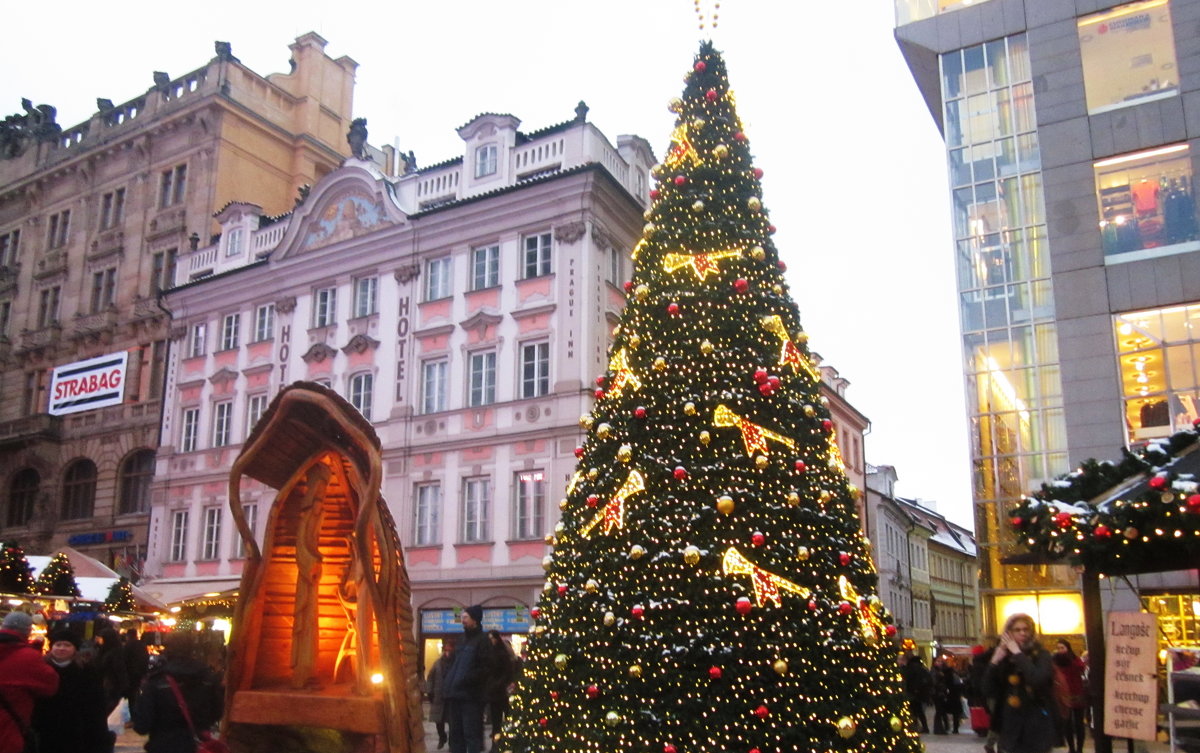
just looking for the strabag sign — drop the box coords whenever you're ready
[48,351,129,416]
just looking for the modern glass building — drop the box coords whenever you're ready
[896,0,1200,637]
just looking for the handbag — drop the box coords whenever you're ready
[164,675,229,753]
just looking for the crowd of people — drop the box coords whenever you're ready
[0,611,222,753]
[901,613,1092,753]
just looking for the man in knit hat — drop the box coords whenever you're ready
[0,612,59,753]
[443,605,491,753]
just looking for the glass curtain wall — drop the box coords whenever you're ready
[942,34,1074,628]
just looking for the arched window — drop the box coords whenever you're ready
[7,468,40,526]
[61,459,97,520]
[118,450,155,515]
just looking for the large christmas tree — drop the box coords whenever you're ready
[501,42,920,753]
[0,542,35,594]
[35,552,81,598]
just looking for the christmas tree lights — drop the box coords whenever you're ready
[34,551,81,598]
[501,42,919,753]
[105,576,136,612]
[0,541,35,595]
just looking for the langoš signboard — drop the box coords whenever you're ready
[48,351,129,416]
[1104,611,1158,741]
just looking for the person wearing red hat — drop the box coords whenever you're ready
[0,612,59,753]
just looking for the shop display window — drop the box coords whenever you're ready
[1079,0,1179,115]
[1115,303,1200,442]
[1095,144,1197,260]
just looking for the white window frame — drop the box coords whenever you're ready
[232,502,257,559]
[0,229,20,267]
[471,244,500,290]
[522,232,552,278]
[100,188,126,230]
[212,401,233,447]
[188,323,206,359]
[246,394,269,437]
[462,477,490,543]
[253,302,275,342]
[225,227,243,257]
[169,510,189,562]
[514,470,545,540]
[475,144,498,178]
[425,257,452,301]
[313,286,338,328]
[350,372,374,419]
[353,276,378,318]
[221,313,241,351]
[201,506,222,560]
[181,408,199,452]
[414,483,441,546]
[468,351,497,407]
[520,341,550,399]
[422,359,449,414]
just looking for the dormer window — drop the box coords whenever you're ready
[475,144,498,178]
[225,227,243,257]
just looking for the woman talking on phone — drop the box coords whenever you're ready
[983,613,1056,753]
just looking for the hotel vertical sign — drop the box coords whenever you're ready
[48,351,129,416]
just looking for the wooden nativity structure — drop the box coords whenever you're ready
[222,382,425,753]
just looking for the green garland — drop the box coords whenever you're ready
[1009,427,1200,572]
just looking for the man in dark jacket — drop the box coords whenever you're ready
[902,654,932,733]
[132,632,223,753]
[444,605,491,753]
[0,612,59,753]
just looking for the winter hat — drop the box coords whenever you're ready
[48,628,81,648]
[0,611,32,636]
[465,604,484,623]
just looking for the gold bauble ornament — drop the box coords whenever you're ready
[684,401,697,415]
[716,495,735,515]
[773,659,788,675]
[747,196,762,211]
[597,423,612,439]
[803,404,816,417]
[630,544,646,560]
[772,284,783,294]
[643,208,654,220]
[819,490,833,504]
[653,357,667,371]
[786,491,800,506]
[612,324,621,336]
[543,580,553,592]
[683,545,701,565]
[700,339,713,354]
[605,711,621,727]
[848,484,860,499]
[699,430,711,446]
[541,555,553,571]
[635,284,650,300]
[797,331,809,343]
[604,611,616,626]
[628,664,642,678]
[629,334,641,349]
[555,654,569,670]
[559,498,568,510]
[587,468,599,480]
[617,444,633,463]
[643,222,656,235]
[545,534,555,545]
[797,546,810,561]
[579,414,594,429]
[692,117,706,130]
[668,98,683,113]
[555,522,565,535]
[750,245,766,261]
[692,200,705,213]
[585,579,599,593]
[837,717,856,739]
[755,455,769,469]
[890,716,903,732]
[712,143,729,159]
[819,395,829,406]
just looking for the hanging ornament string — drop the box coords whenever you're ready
[693,0,720,30]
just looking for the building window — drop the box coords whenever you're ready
[118,449,155,515]
[253,303,275,342]
[188,322,206,358]
[471,244,499,290]
[1115,303,1200,442]
[894,0,995,25]
[151,248,178,294]
[212,401,233,447]
[36,286,60,329]
[468,351,496,407]
[1079,1,1179,115]
[354,276,378,318]
[181,408,199,452]
[1094,144,1197,260]
[422,360,448,414]
[313,286,337,327]
[46,210,70,249]
[520,342,550,398]
[201,506,222,560]
[232,503,257,559]
[89,268,117,313]
[414,483,441,546]
[425,257,451,300]
[61,459,97,520]
[462,477,490,543]
[0,300,10,338]
[522,232,552,278]
[100,188,126,230]
[159,164,187,208]
[350,372,374,420]
[608,247,622,285]
[225,228,243,257]
[475,144,498,178]
[169,510,189,562]
[246,394,269,437]
[514,470,545,540]
[6,468,39,527]
[221,313,241,350]
[0,229,19,267]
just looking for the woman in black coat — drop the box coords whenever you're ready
[132,633,223,753]
[983,613,1056,753]
[32,629,112,753]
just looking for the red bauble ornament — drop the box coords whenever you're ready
[594,388,605,399]
[586,685,600,699]
[750,749,761,753]
[751,532,766,547]
[539,717,549,727]
[767,376,781,389]
[885,624,898,636]
[623,281,634,293]
[694,61,707,73]
[1094,524,1112,538]
[734,278,749,293]
[822,419,833,432]
[705,88,718,101]
[807,599,817,611]
[753,168,764,179]
[530,607,540,619]
[754,368,769,384]
[708,666,722,679]
[768,224,777,234]
[735,597,753,615]
[1188,494,1200,512]
[664,746,677,753]
[549,691,559,700]
[1150,476,1168,490]
[1010,516,1023,527]
[634,406,647,419]
[777,261,787,272]
[839,552,851,566]
[668,302,681,315]
[574,447,585,459]
[838,601,853,615]
[595,375,606,386]
[649,189,660,200]
[557,584,568,595]
[674,175,687,186]
[795,460,807,473]
[1054,511,1073,528]
[586,494,600,508]
[753,704,770,719]
[734,131,746,141]
[673,466,688,480]
[758,383,774,397]
[632,605,645,618]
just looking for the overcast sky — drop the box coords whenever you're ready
[3,1,973,525]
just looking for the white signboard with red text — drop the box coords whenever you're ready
[48,351,129,416]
